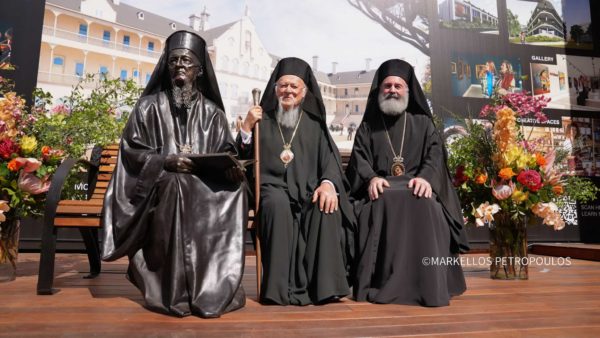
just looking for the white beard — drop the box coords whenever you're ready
[276,100,301,129]
[378,92,409,116]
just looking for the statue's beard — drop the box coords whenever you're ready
[378,92,409,116]
[171,81,196,109]
[276,100,301,129]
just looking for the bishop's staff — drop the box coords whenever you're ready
[251,87,262,296]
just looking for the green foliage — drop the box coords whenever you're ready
[32,74,141,160]
[525,35,563,42]
[506,9,521,38]
[562,176,600,204]
[440,19,497,30]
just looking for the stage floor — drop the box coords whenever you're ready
[2,253,600,337]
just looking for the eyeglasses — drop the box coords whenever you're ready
[168,56,197,68]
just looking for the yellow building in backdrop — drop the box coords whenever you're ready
[37,0,374,137]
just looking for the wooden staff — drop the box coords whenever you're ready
[251,87,262,297]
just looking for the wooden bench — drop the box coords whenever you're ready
[36,146,353,295]
[37,145,118,295]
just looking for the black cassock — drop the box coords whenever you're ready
[346,112,468,306]
[238,111,354,305]
[102,92,246,317]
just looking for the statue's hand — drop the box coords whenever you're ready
[164,154,194,173]
[225,166,245,183]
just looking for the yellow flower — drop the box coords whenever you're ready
[511,188,529,204]
[498,167,516,180]
[493,107,518,156]
[20,136,38,154]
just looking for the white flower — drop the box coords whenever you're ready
[532,202,565,231]
[0,200,10,223]
[473,202,501,227]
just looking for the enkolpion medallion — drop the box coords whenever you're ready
[391,157,405,176]
[280,145,294,167]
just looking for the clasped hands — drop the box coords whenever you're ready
[164,154,244,182]
[368,176,432,201]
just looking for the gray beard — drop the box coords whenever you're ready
[378,92,409,116]
[276,101,301,129]
[171,82,196,109]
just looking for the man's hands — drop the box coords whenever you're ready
[242,106,263,133]
[408,177,432,198]
[164,154,194,173]
[369,176,433,200]
[368,177,390,201]
[312,182,338,214]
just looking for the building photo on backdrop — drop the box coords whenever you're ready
[1,0,600,335]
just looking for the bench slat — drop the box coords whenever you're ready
[95,181,109,188]
[99,165,115,173]
[57,205,103,214]
[54,217,100,227]
[58,200,104,206]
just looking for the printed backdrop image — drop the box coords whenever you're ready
[0,0,45,105]
[0,21,14,70]
[451,54,523,98]
[438,0,499,34]
[506,0,593,49]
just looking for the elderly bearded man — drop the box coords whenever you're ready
[346,59,469,307]
[102,31,246,318]
[238,57,356,305]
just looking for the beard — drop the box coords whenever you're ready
[171,80,196,109]
[276,99,301,129]
[378,92,409,116]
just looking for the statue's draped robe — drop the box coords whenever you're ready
[346,112,467,306]
[102,92,246,317]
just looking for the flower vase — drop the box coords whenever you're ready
[0,219,20,282]
[489,212,528,280]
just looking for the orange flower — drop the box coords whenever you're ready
[552,185,564,195]
[498,168,516,180]
[475,172,488,184]
[7,158,24,172]
[535,153,546,166]
[41,146,51,156]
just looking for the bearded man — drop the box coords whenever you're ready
[346,59,469,306]
[102,31,246,318]
[238,57,355,305]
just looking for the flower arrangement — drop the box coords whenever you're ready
[1,76,65,269]
[448,91,598,279]
[448,91,598,229]
[1,74,140,276]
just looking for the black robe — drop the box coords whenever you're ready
[238,110,354,305]
[102,92,246,317]
[346,112,467,306]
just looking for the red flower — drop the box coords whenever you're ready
[0,138,21,160]
[41,146,51,156]
[517,169,543,192]
[453,165,469,186]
